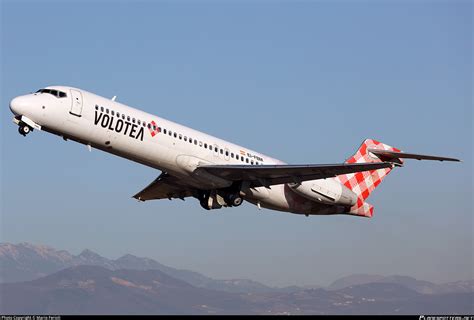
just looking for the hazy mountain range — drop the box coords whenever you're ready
[1,242,472,314]
[0,242,285,293]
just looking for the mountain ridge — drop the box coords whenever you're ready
[1,264,472,315]
[1,242,472,295]
[0,242,281,293]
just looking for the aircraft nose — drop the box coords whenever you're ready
[9,96,27,116]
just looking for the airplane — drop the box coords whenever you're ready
[9,86,461,217]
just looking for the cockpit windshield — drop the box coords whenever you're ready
[36,88,67,98]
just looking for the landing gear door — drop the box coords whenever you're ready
[70,89,83,117]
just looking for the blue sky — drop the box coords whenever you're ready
[1,0,472,287]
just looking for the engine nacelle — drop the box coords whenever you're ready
[289,179,357,206]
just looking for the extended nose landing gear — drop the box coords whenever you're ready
[13,116,37,137]
[18,123,33,136]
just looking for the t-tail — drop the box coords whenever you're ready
[335,139,460,218]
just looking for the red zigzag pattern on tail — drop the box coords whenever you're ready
[334,139,403,208]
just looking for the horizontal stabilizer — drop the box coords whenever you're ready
[368,149,461,162]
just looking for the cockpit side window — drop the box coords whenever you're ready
[36,88,67,98]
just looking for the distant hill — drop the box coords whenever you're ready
[328,274,386,290]
[327,273,474,295]
[1,265,472,315]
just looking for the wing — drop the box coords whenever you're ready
[195,162,394,188]
[133,173,195,201]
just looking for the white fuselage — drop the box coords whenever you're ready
[9,86,353,215]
